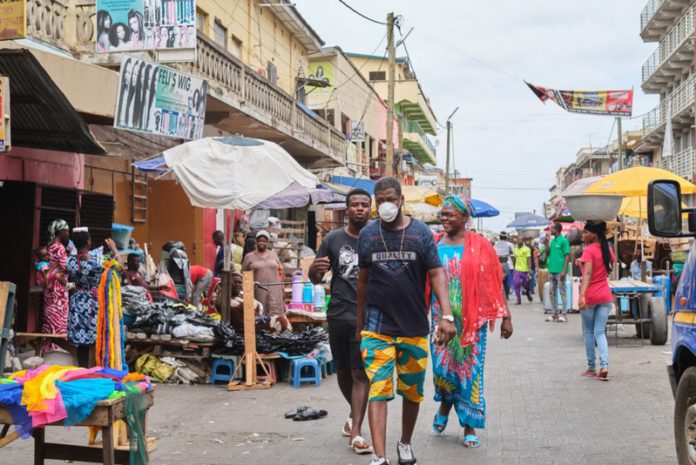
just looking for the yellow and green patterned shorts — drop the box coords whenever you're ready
[360,331,429,403]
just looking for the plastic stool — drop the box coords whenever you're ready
[210,358,235,384]
[290,358,321,388]
[256,360,278,385]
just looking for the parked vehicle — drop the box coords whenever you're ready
[647,180,696,465]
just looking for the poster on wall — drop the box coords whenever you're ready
[0,0,26,40]
[0,75,10,151]
[350,121,365,142]
[96,0,196,55]
[114,55,207,140]
[307,61,333,92]
[526,81,633,116]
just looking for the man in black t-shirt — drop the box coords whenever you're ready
[309,188,373,455]
[356,177,456,465]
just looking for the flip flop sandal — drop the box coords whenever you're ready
[351,436,373,455]
[284,406,309,419]
[463,434,480,448]
[433,411,448,434]
[342,417,353,437]
[580,369,597,377]
[293,408,328,421]
[598,369,609,381]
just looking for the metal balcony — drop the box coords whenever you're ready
[643,73,694,136]
[401,120,437,164]
[641,0,693,41]
[641,5,694,91]
[658,146,695,179]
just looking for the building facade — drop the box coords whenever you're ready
[639,0,695,180]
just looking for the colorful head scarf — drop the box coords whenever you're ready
[47,219,69,243]
[443,194,474,217]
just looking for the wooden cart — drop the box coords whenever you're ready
[609,279,668,346]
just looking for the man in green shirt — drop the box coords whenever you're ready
[512,240,532,305]
[546,223,570,322]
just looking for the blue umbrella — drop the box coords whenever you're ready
[507,214,550,228]
[469,198,499,218]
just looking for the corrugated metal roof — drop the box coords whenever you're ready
[0,49,105,155]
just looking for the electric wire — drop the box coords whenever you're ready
[336,0,387,25]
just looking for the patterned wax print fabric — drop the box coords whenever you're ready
[66,252,103,346]
[431,243,488,429]
[43,242,69,353]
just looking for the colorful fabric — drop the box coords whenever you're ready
[43,242,69,354]
[547,235,570,274]
[426,232,507,347]
[513,245,531,272]
[67,253,103,346]
[360,330,428,403]
[430,243,489,428]
[443,194,474,217]
[96,260,126,369]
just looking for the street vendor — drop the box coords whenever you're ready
[242,230,285,316]
[43,219,71,354]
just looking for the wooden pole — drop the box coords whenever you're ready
[385,12,395,177]
[242,271,255,386]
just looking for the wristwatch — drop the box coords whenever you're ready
[441,314,455,323]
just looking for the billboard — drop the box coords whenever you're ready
[0,0,25,40]
[526,82,633,117]
[114,55,207,140]
[96,0,196,54]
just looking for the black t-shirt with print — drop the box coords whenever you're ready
[317,228,360,322]
[358,218,441,337]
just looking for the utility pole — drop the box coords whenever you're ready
[616,116,624,170]
[385,12,396,177]
[444,106,459,194]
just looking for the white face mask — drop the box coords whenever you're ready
[378,201,400,223]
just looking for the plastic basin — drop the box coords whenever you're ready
[564,194,624,221]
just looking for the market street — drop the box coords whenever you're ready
[3,301,676,465]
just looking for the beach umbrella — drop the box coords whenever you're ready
[469,198,500,218]
[585,166,696,197]
[507,214,551,229]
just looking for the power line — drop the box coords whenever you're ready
[336,0,387,25]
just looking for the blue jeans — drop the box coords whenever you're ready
[580,303,611,370]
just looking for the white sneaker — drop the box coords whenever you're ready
[397,441,417,465]
[557,316,567,323]
[370,455,390,465]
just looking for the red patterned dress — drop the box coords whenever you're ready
[43,242,69,353]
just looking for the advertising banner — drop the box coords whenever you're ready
[307,61,333,92]
[114,55,207,140]
[0,0,25,40]
[96,0,196,54]
[526,81,633,116]
[0,75,9,151]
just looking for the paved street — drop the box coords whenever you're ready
[4,301,677,464]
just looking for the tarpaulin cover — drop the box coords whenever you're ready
[331,176,376,195]
[132,155,168,174]
[161,136,317,210]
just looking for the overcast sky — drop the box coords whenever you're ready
[294,0,660,230]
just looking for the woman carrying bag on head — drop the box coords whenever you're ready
[578,220,615,381]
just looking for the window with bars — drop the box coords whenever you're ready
[369,71,386,81]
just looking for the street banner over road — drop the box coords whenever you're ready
[114,55,207,140]
[526,81,633,116]
[0,0,25,40]
[96,0,196,54]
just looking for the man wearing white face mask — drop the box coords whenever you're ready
[356,177,456,465]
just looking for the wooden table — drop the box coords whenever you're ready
[0,388,155,465]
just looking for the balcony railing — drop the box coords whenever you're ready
[641,0,667,32]
[642,6,693,83]
[643,73,694,135]
[402,120,436,157]
[22,0,347,165]
[658,146,695,179]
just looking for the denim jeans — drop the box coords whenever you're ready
[549,273,567,316]
[580,302,611,370]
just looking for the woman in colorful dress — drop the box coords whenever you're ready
[66,230,120,367]
[430,195,513,447]
[43,219,71,354]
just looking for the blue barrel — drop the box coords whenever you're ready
[653,275,671,313]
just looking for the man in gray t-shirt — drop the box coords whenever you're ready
[309,188,373,454]
[494,232,514,299]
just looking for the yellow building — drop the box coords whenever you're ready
[346,52,438,166]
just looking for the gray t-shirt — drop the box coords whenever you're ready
[317,228,359,322]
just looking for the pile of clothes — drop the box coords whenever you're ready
[134,355,199,384]
[0,365,151,437]
[214,324,328,356]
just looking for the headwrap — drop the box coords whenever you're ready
[443,195,474,217]
[47,219,69,243]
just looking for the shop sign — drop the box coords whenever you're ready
[114,55,207,140]
[0,75,10,152]
[307,61,333,92]
[526,81,633,116]
[96,0,196,60]
[350,121,365,142]
[0,0,26,41]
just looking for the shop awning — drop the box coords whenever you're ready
[0,49,105,154]
[330,176,376,195]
